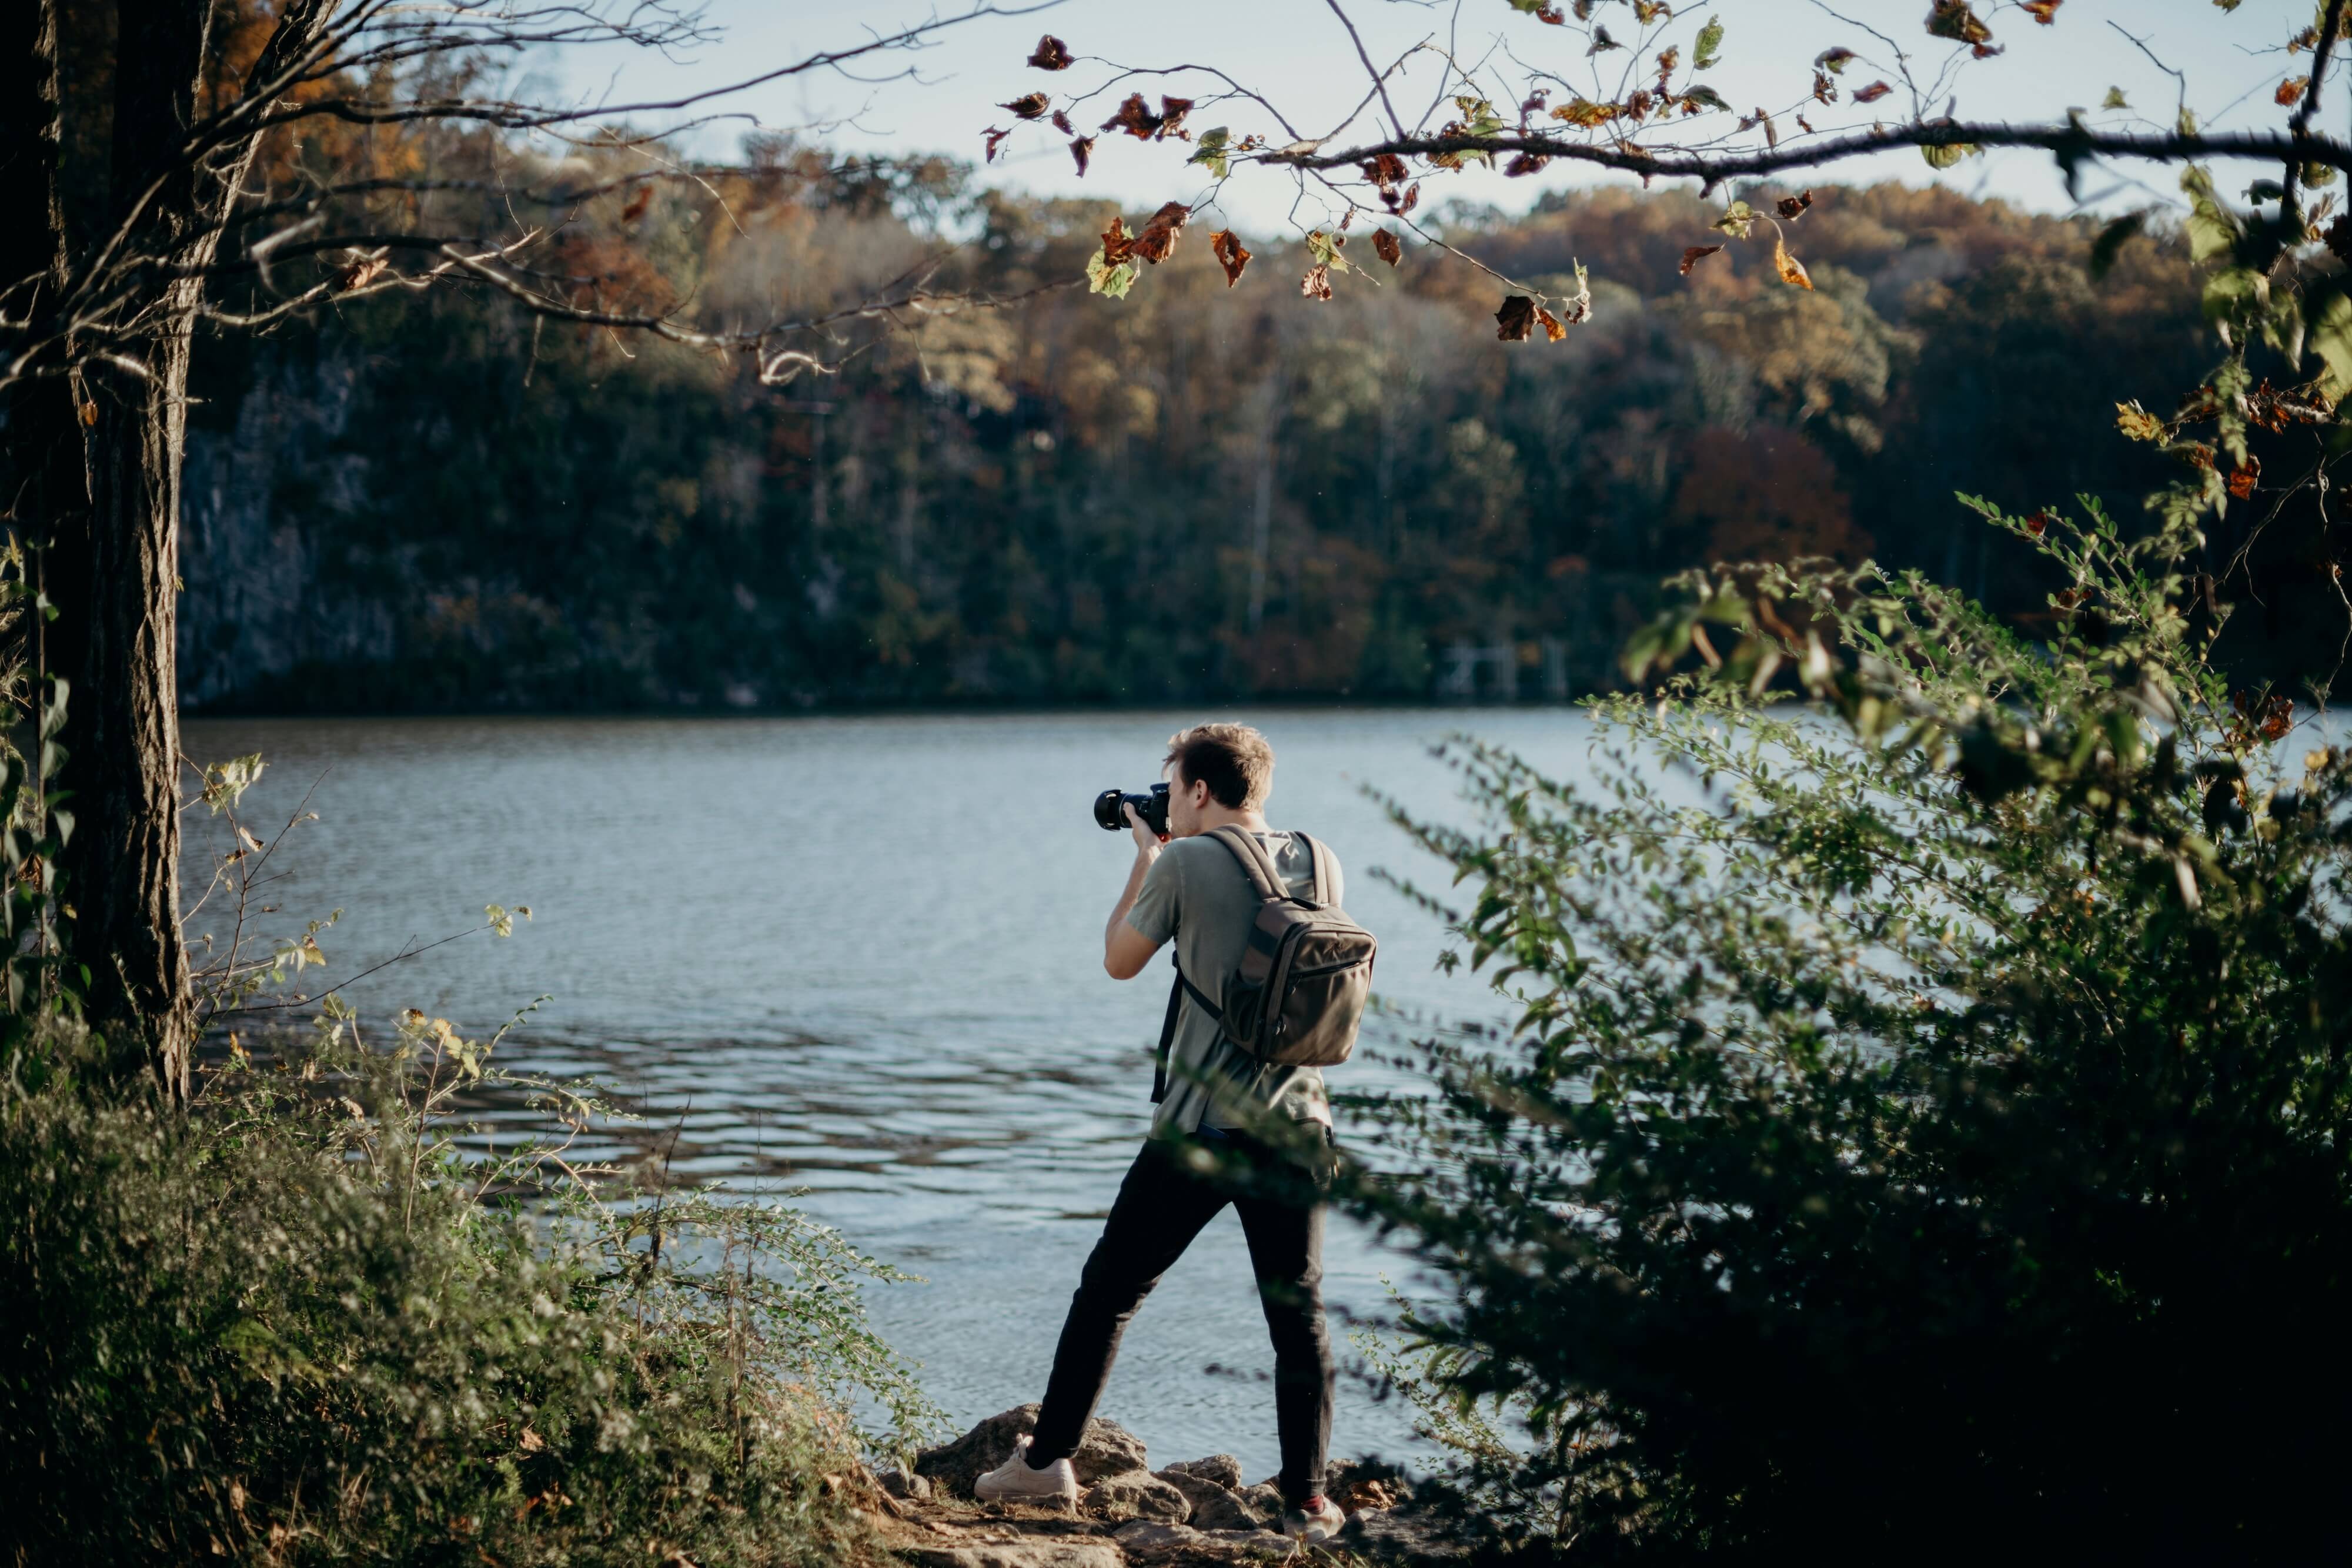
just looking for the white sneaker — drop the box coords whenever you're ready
[1283,1495,1347,1543]
[974,1435,1080,1505]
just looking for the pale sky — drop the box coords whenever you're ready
[532,0,2335,231]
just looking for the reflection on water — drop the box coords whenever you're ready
[181,708,1598,1477]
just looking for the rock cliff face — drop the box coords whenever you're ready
[872,1406,1459,1567]
[179,349,397,710]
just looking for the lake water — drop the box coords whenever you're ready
[179,708,1600,1480]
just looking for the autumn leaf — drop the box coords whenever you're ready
[2025,509,2052,536]
[1632,0,1670,21]
[1373,229,1402,266]
[1051,109,1073,135]
[1086,246,1137,299]
[1362,152,1408,189]
[1100,215,1137,266]
[333,250,388,291]
[1588,24,1622,54]
[1693,13,1724,68]
[1001,92,1051,121]
[1777,189,1814,220]
[1711,198,1757,238]
[1814,46,1857,73]
[1655,45,1679,90]
[2115,400,2164,441]
[2021,0,2061,21]
[1305,229,1354,275]
[1027,34,1073,69]
[1536,306,1568,341]
[1551,98,1623,127]
[619,184,653,223]
[1400,182,1422,215]
[1131,201,1191,264]
[1495,295,1538,341]
[1211,229,1252,286]
[983,126,1013,162]
[2327,212,2352,268]
[1505,152,1550,176]
[2226,455,2261,500]
[1853,80,1894,103]
[1812,70,1836,104]
[1190,127,1233,178]
[1070,136,1095,176]
[1157,97,1194,139]
[1773,234,1813,289]
[2278,76,2311,108]
[1926,1,1992,45]
[76,400,97,427]
[1680,243,1724,274]
[1101,93,1164,139]
[1302,262,1334,302]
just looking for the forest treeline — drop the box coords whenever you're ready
[177,140,2331,713]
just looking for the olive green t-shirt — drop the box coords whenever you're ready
[1124,829,1341,1138]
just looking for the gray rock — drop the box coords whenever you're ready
[1162,1453,1245,1490]
[1111,1519,1207,1553]
[1339,1507,1472,1562]
[1081,1470,1191,1523]
[1153,1467,1248,1527]
[868,1460,932,1501]
[914,1405,1151,1498]
[1237,1482,1285,1522]
[900,1544,1122,1568]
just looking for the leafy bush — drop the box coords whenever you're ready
[1352,499,2352,1560]
[0,1007,940,1566]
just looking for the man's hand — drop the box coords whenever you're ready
[1124,802,1168,852]
[1105,805,1167,979]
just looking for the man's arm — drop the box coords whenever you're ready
[1104,805,1165,980]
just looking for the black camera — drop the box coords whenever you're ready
[1094,782,1170,836]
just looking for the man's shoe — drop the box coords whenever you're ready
[974,1436,1080,1505]
[1283,1495,1347,1543]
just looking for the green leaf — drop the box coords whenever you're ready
[1681,84,1732,112]
[1189,126,1231,179]
[1693,14,1724,68]
[1085,246,1138,298]
[1922,142,1973,170]
[2102,86,2128,109]
[1710,198,1756,237]
[2088,209,2147,280]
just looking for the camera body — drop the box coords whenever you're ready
[1094,782,1171,837]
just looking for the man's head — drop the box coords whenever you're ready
[1162,723,1275,837]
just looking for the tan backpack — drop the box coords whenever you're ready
[1151,827,1378,1103]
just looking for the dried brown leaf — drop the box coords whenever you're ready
[1027,34,1073,69]
[1131,200,1191,264]
[1101,93,1162,139]
[1776,190,1814,220]
[1211,229,1252,286]
[1301,262,1334,301]
[983,126,1013,162]
[1536,306,1568,342]
[2021,0,2060,21]
[1001,92,1051,121]
[1495,295,1538,341]
[1100,215,1137,266]
[1772,235,1813,289]
[1069,136,1094,176]
[1853,80,1894,103]
[1680,243,1724,274]
[2278,76,2311,108]
[1373,229,1402,267]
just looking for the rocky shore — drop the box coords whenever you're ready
[858,1405,1462,1567]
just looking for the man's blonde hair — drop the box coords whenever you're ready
[1164,724,1275,811]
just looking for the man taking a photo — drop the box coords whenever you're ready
[974,723,1348,1544]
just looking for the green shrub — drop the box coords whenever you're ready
[1351,499,2352,1560]
[0,1008,941,1566]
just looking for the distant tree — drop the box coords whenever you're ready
[0,0,1008,1093]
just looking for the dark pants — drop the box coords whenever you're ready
[1029,1128,1336,1506]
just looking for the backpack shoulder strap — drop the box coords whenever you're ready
[1204,824,1286,901]
[1292,831,1332,906]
